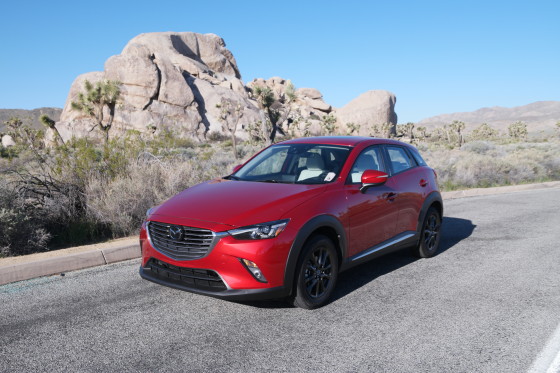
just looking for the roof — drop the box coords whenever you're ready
[277,136,412,147]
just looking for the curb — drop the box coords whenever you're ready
[0,243,139,286]
[1,181,559,286]
[441,180,560,200]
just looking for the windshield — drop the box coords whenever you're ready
[231,143,351,184]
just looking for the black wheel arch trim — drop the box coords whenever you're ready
[283,215,347,296]
[416,191,443,236]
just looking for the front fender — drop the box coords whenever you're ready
[282,215,347,295]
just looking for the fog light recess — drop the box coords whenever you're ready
[240,259,268,283]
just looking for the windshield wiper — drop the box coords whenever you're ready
[256,179,279,183]
[223,175,242,181]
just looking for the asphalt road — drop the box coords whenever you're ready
[1,188,559,373]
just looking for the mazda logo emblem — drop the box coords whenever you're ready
[168,226,183,241]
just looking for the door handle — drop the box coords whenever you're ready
[385,192,397,202]
[419,179,428,187]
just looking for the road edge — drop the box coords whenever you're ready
[1,180,559,286]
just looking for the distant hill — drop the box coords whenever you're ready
[0,107,62,132]
[418,101,560,134]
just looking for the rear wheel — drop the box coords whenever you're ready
[413,206,442,258]
[292,235,339,309]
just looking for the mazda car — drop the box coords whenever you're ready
[139,136,443,309]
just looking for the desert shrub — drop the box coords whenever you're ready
[0,180,51,257]
[469,123,499,141]
[460,141,496,154]
[85,142,248,236]
[508,121,528,140]
[149,128,195,150]
[207,131,229,142]
[2,126,558,256]
[425,140,560,190]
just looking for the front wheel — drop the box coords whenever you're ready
[413,206,442,258]
[292,235,339,309]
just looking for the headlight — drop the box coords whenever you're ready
[228,219,289,240]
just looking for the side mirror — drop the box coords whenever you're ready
[360,170,389,193]
[232,164,242,173]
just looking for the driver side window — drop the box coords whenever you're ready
[350,147,383,183]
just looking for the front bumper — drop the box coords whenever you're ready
[139,219,297,301]
[139,263,289,301]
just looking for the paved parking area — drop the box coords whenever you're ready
[1,188,559,372]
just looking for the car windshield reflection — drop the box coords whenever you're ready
[231,143,351,185]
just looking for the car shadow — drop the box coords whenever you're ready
[237,216,476,309]
[330,216,476,303]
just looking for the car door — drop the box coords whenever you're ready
[383,145,425,234]
[345,146,399,257]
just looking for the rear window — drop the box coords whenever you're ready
[386,146,415,174]
[408,147,427,166]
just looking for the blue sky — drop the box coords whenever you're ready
[0,0,558,122]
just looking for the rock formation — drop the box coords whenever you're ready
[334,91,398,136]
[57,32,261,141]
[1,135,16,148]
[56,31,398,141]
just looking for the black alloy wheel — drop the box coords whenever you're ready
[304,246,333,298]
[292,235,339,309]
[414,206,442,258]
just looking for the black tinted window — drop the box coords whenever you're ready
[386,146,414,174]
[349,146,384,183]
[409,147,427,166]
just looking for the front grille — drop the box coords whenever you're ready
[146,259,227,291]
[148,221,215,260]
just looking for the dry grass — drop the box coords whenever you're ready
[420,140,560,190]
[1,130,559,257]
[85,143,253,236]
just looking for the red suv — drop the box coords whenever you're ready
[140,136,442,309]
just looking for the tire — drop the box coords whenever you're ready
[292,235,339,309]
[413,206,442,258]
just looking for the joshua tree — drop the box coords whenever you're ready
[251,81,296,144]
[71,80,121,144]
[320,114,337,135]
[508,121,528,140]
[370,122,393,138]
[470,123,498,141]
[555,121,560,137]
[216,98,244,159]
[345,122,359,135]
[381,122,394,138]
[431,127,447,142]
[4,116,46,157]
[416,126,429,140]
[399,122,415,142]
[4,117,23,138]
[449,120,466,147]
[39,114,65,145]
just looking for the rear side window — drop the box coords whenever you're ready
[386,146,414,174]
[349,146,384,183]
[409,147,427,166]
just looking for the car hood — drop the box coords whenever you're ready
[150,179,327,228]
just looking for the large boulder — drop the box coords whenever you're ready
[56,32,255,141]
[55,31,398,142]
[334,90,397,136]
